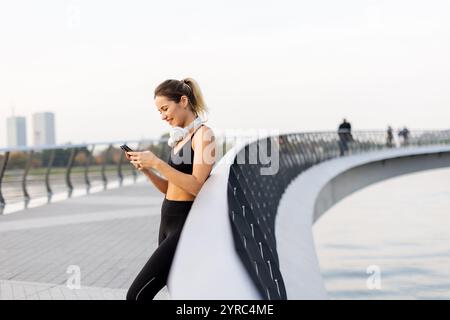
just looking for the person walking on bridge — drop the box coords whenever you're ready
[386,125,394,148]
[398,126,410,146]
[124,78,216,300]
[338,118,353,156]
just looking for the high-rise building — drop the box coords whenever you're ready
[7,116,27,147]
[33,112,56,146]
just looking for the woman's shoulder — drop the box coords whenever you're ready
[192,125,215,149]
[200,124,214,133]
[193,124,214,136]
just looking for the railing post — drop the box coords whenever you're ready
[65,147,78,198]
[84,145,95,194]
[101,145,112,190]
[45,149,55,203]
[0,152,10,213]
[22,150,34,208]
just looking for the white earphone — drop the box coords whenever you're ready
[168,116,207,147]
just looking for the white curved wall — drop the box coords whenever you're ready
[167,139,261,299]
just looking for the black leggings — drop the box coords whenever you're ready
[126,198,193,300]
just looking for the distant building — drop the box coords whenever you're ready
[7,116,27,147]
[33,112,56,146]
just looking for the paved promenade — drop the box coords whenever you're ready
[0,181,169,300]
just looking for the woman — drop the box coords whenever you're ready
[125,78,216,300]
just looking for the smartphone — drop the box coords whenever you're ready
[120,144,133,152]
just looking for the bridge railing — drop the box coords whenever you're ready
[0,134,233,214]
[0,139,170,212]
[225,129,450,299]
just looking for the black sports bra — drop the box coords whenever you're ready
[167,125,203,174]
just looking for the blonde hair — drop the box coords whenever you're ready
[154,78,208,116]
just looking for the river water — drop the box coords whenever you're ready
[313,167,450,299]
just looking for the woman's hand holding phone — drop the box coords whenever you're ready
[121,145,142,170]
[128,151,160,170]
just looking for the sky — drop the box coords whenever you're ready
[1,0,449,147]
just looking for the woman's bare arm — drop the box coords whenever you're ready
[141,168,168,194]
[125,151,168,194]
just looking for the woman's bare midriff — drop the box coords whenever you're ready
[165,183,195,201]
[164,132,198,201]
